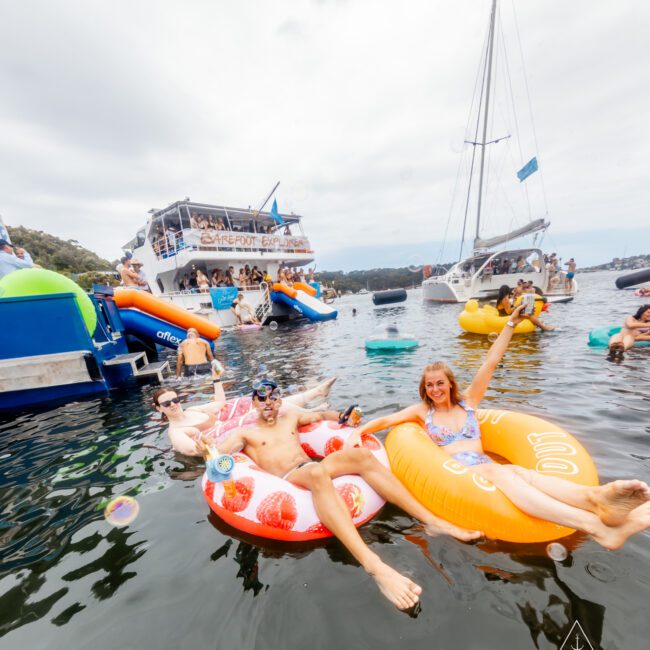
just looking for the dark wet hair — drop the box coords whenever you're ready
[496,285,511,305]
[633,305,650,320]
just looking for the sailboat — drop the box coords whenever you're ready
[422,0,577,303]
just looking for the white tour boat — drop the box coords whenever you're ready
[122,199,337,328]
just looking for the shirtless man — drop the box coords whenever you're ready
[154,377,338,456]
[206,380,482,610]
[565,258,577,291]
[120,258,146,288]
[176,328,220,377]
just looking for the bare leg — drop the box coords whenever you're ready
[283,377,337,407]
[527,315,554,331]
[474,464,650,550]
[288,463,421,610]
[509,466,650,524]
[321,448,483,542]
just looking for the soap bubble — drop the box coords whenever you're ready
[105,496,139,527]
[546,542,568,562]
[269,321,279,331]
[291,370,299,379]
[258,363,267,373]
[487,332,499,343]
[274,337,282,345]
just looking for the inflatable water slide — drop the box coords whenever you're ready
[270,282,337,321]
[113,289,220,349]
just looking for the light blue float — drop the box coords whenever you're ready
[365,325,419,351]
[588,326,650,348]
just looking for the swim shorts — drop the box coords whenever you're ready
[183,363,212,377]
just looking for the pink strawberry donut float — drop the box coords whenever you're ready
[202,420,389,541]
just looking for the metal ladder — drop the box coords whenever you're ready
[255,282,274,325]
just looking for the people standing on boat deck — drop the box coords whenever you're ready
[196,269,210,293]
[230,292,260,326]
[176,327,220,378]
[120,258,146,288]
[198,379,481,610]
[190,213,200,229]
[350,304,650,553]
[131,259,151,292]
[608,305,650,355]
[237,268,247,289]
[0,239,34,279]
[565,258,576,291]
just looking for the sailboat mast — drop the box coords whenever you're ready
[475,0,498,243]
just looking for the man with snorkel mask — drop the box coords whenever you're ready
[202,379,482,611]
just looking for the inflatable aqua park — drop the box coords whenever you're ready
[588,326,650,348]
[385,410,598,543]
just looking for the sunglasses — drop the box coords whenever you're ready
[159,397,181,408]
[255,393,281,402]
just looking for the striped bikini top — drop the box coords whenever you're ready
[424,400,481,446]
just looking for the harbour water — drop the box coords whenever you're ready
[1,270,649,649]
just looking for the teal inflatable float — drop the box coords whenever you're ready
[588,326,650,348]
[366,325,418,351]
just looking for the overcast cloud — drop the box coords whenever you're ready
[1,0,648,268]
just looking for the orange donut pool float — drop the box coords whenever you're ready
[386,409,599,543]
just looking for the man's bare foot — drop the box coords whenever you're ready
[423,516,483,542]
[366,559,422,610]
[316,377,337,397]
[543,325,555,332]
[591,480,650,526]
[592,501,650,550]
[310,401,330,412]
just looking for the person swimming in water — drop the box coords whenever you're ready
[350,303,650,551]
[154,377,338,456]
[201,379,482,610]
[608,305,650,355]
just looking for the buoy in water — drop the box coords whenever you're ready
[372,289,407,306]
[365,325,418,351]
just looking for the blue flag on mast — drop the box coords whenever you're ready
[270,198,284,225]
[517,157,538,182]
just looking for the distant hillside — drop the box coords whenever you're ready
[7,225,114,274]
[581,253,650,273]
[318,266,450,293]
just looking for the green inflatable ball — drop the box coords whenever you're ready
[0,268,97,335]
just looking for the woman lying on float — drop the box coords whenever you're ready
[350,303,650,550]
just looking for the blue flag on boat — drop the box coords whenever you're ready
[270,199,284,225]
[517,157,538,182]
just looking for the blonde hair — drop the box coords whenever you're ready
[419,362,462,407]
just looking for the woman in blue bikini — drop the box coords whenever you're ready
[352,304,650,549]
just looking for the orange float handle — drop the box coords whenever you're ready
[271,283,297,299]
[293,281,317,297]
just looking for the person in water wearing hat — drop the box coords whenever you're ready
[198,379,482,611]
[0,238,34,279]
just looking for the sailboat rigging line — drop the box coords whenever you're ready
[511,0,549,216]
[456,13,491,263]
[437,13,490,267]
[500,15,532,222]
[474,0,498,244]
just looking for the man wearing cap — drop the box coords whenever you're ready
[0,239,34,280]
[205,379,482,611]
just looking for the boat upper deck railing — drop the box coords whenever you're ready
[152,227,313,261]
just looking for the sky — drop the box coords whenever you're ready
[0,0,648,270]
